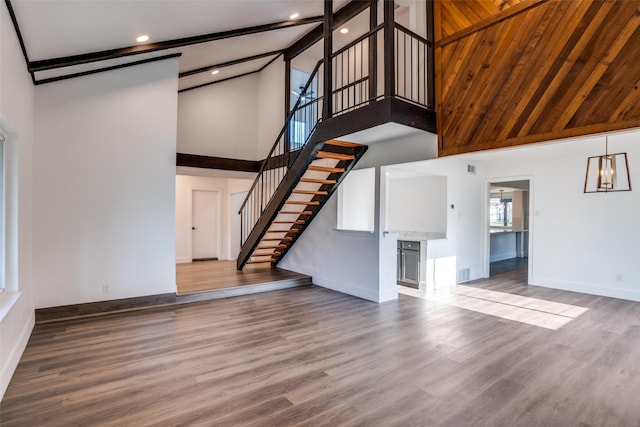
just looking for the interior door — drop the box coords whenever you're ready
[191,190,220,260]
[230,191,247,259]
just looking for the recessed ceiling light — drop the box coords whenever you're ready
[290,13,299,20]
[340,28,349,34]
[211,69,220,75]
[136,35,149,43]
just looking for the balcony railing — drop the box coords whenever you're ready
[238,20,433,251]
[239,60,323,247]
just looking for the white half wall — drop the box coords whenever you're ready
[175,175,252,263]
[0,2,35,399]
[33,58,180,308]
[177,74,259,160]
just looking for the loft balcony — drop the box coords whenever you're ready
[237,1,435,269]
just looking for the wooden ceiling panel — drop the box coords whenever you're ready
[436,0,640,155]
[438,0,527,39]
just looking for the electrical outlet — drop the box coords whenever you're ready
[615,274,623,282]
[102,284,110,294]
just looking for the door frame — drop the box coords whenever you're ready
[188,187,222,262]
[482,175,534,283]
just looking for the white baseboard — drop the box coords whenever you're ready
[282,262,385,303]
[531,276,640,302]
[176,257,192,264]
[1,310,35,400]
[490,251,517,263]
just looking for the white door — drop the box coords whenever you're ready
[192,190,220,260]
[230,191,247,259]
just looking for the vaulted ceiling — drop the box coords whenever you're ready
[7,0,357,90]
[435,0,640,155]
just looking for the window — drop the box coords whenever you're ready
[0,135,4,292]
[490,196,512,227]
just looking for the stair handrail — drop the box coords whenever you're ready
[238,58,324,214]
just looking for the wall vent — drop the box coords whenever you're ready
[457,268,471,283]
[466,164,476,174]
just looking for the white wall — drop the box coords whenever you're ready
[32,58,180,308]
[257,58,285,159]
[337,168,375,232]
[481,131,640,301]
[388,156,485,288]
[175,174,252,263]
[0,2,35,399]
[387,175,447,234]
[280,131,439,302]
[177,74,259,160]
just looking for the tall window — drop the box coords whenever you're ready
[0,135,4,292]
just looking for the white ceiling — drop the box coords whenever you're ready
[10,0,351,88]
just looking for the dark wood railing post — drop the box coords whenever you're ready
[323,0,333,120]
[383,0,395,98]
[369,0,378,102]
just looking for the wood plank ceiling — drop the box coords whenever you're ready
[435,0,640,155]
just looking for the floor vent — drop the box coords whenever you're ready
[457,268,470,283]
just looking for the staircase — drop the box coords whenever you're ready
[241,139,366,267]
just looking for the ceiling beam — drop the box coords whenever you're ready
[179,50,281,78]
[34,53,182,86]
[285,0,371,60]
[4,0,34,83]
[178,53,282,93]
[28,16,322,73]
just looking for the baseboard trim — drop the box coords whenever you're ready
[35,277,312,324]
[530,276,640,302]
[1,310,34,400]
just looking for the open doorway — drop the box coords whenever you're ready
[485,179,532,281]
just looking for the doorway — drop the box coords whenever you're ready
[191,189,221,261]
[485,178,532,280]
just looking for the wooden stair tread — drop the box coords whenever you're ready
[325,139,362,148]
[273,220,305,224]
[308,165,345,173]
[257,244,287,249]
[253,251,281,256]
[300,178,336,185]
[316,151,355,161]
[260,237,293,241]
[285,200,321,205]
[279,210,313,215]
[292,190,328,196]
[246,259,275,264]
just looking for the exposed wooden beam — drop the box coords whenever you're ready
[179,50,281,78]
[178,70,260,93]
[176,153,261,172]
[4,0,34,83]
[28,16,322,73]
[35,53,182,86]
[285,0,371,60]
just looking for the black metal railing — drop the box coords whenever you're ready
[331,24,384,116]
[394,23,432,109]
[238,21,434,256]
[239,59,323,246]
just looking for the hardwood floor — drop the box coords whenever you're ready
[176,260,309,295]
[3,264,640,425]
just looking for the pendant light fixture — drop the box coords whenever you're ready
[584,136,632,193]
